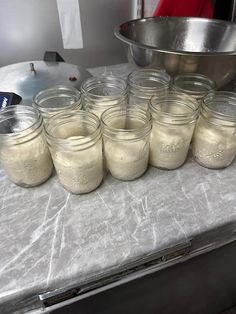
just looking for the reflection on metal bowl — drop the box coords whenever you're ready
[114,17,236,87]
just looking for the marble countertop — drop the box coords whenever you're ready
[1,64,236,314]
[1,155,236,314]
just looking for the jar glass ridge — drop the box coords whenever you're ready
[46,110,103,194]
[149,91,198,169]
[0,105,53,186]
[33,85,82,122]
[192,91,236,169]
[128,69,171,109]
[102,107,152,180]
[172,73,216,101]
[81,76,128,118]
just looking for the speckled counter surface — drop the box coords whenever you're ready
[0,64,236,314]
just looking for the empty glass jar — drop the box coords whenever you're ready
[172,73,216,102]
[81,76,127,118]
[128,69,170,110]
[33,85,82,122]
[102,107,152,180]
[0,105,53,187]
[150,91,198,169]
[46,111,103,194]
[192,91,236,169]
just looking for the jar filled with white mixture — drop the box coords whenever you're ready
[46,111,103,194]
[81,76,127,118]
[128,69,170,110]
[0,106,53,187]
[33,85,82,123]
[172,73,216,102]
[192,91,236,169]
[150,91,198,169]
[102,107,152,180]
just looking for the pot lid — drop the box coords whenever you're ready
[0,61,91,104]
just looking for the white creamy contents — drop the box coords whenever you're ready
[192,117,236,168]
[1,134,53,187]
[150,122,194,169]
[51,139,103,194]
[104,138,149,180]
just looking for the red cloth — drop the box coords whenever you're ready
[153,0,214,18]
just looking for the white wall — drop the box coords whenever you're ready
[0,0,134,67]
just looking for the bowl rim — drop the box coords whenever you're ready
[114,16,236,56]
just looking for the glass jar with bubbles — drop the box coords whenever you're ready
[127,69,171,111]
[0,105,53,186]
[33,85,82,123]
[192,91,236,169]
[149,91,198,170]
[46,110,103,194]
[172,73,216,104]
[81,76,128,118]
[101,107,152,180]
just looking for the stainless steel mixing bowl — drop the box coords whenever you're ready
[114,17,236,87]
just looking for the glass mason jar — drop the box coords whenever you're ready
[101,107,152,180]
[128,69,171,110]
[81,76,128,118]
[150,91,198,170]
[172,73,216,102]
[192,91,236,169]
[0,105,53,187]
[33,85,82,123]
[46,111,103,194]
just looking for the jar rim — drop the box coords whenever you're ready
[0,105,43,143]
[128,69,170,91]
[101,106,152,141]
[81,76,127,99]
[173,73,216,96]
[150,91,198,120]
[33,85,81,111]
[83,96,127,109]
[45,110,101,150]
[202,91,236,125]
